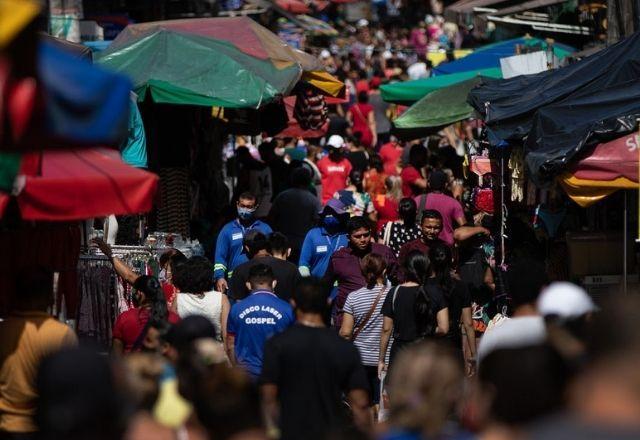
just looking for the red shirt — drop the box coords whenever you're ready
[318,156,353,204]
[379,142,403,176]
[401,166,424,197]
[373,195,399,232]
[112,307,180,353]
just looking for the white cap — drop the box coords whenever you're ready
[320,49,331,59]
[478,316,546,363]
[357,18,369,28]
[537,282,598,319]
[327,134,345,149]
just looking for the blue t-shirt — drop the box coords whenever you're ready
[214,219,273,280]
[227,290,294,378]
[298,227,348,277]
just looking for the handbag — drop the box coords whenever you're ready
[352,286,388,341]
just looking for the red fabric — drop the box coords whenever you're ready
[400,166,423,197]
[364,169,386,196]
[373,195,399,232]
[277,96,328,139]
[162,282,179,309]
[3,148,158,221]
[379,142,403,175]
[112,307,180,353]
[317,156,352,204]
[475,189,494,214]
[568,133,639,182]
[348,103,374,148]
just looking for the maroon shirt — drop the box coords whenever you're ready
[324,243,399,327]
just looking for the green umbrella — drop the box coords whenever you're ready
[380,67,502,105]
[391,77,485,140]
[96,17,312,108]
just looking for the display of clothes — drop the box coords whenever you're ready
[508,147,525,202]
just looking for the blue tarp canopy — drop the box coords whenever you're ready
[433,37,575,76]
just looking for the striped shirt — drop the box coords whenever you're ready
[343,284,391,366]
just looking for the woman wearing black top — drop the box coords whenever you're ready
[428,243,477,375]
[379,251,449,377]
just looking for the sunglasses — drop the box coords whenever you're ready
[351,231,371,239]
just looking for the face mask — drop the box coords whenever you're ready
[323,215,341,228]
[238,207,256,220]
[296,139,307,149]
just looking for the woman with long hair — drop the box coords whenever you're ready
[339,253,390,415]
[334,169,377,222]
[373,175,403,233]
[379,197,422,257]
[428,243,477,375]
[379,251,449,376]
[112,275,180,355]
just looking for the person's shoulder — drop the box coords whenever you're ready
[220,220,237,232]
[255,220,272,230]
[372,242,393,254]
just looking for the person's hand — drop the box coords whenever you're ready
[465,357,477,377]
[378,360,387,379]
[92,237,113,258]
[479,227,491,236]
[216,278,228,294]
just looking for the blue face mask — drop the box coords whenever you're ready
[238,207,256,220]
[323,215,341,228]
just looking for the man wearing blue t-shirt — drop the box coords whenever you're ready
[215,192,273,294]
[298,198,349,278]
[227,264,294,378]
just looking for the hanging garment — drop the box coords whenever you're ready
[508,148,525,202]
[157,167,190,238]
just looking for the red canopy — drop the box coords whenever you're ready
[568,133,638,182]
[0,148,158,220]
[276,0,329,13]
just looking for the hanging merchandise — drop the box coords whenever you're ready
[508,147,525,202]
[294,86,328,130]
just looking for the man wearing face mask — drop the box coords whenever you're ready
[299,199,350,278]
[214,192,273,294]
[324,216,399,328]
[317,135,352,204]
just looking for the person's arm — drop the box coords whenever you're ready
[214,228,230,293]
[461,306,477,376]
[368,111,377,146]
[346,109,353,127]
[347,389,373,432]
[378,316,393,377]
[435,308,449,335]
[484,266,496,291]
[112,338,124,356]
[298,232,314,277]
[220,294,231,345]
[413,177,428,189]
[93,238,139,286]
[453,226,490,243]
[261,384,280,439]
[339,312,355,340]
[226,334,237,366]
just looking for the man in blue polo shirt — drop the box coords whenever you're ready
[298,198,349,278]
[215,192,273,294]
[226,264,294,378]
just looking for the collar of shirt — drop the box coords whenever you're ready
[249,289,277,297]
[234,219,261,231]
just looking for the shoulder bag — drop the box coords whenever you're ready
[352,286,388,341]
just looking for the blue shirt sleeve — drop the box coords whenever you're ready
[298,230,315,276]
[214,224,230,280]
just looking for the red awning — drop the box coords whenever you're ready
[0,148,158,220]
[568,133,638,183]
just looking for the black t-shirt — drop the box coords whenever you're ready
[260,324,369,440]
[381,285,447,342]
[229,255,300,301]
[426,278,471,346]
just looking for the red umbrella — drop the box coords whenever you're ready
[0,148,158,220]
[276,0,329,13]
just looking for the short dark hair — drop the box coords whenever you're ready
[248,264,275,286]
[369,154,383,173]
[165,315,217,352]
[346,216,371,235]
[507,257,548,309]
[398,197,417,224]
[291,166,312,187]
[243,230,268,258]
[159,248,187,273]
[238,192,256,203]
[268,232,289,255]
[357,90,369,103]
[421,209,443,224]
[293,277,329,314]
[173,256,215,294]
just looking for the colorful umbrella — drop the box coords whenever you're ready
[276,0,329,14]
[0,148,158,220]
[559,133,639,207]
[96,17,335,108]
[392,77,483,140]
[381,67,502,105]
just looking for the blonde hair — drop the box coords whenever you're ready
[387,342,463,436]
[385,175,403,202]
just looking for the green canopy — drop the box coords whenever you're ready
[380,67,502,105]
[96,18,307,108]
[391,77,484,140]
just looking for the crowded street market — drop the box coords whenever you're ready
[1,0,639,438]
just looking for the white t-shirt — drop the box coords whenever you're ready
[407,62,429,80]
[176,290,223,341]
